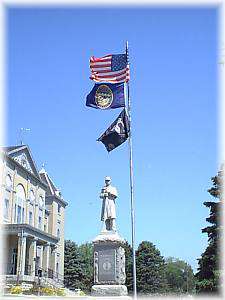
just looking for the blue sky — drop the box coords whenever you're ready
[6,5,219,271]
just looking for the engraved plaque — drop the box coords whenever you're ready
[98,249,116,282]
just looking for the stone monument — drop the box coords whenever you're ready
[91,176,128,296]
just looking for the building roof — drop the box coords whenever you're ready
[2,145,24,152]
[39,168,68,207]
[39,168,58,196]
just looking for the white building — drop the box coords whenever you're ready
[1,145,68,287]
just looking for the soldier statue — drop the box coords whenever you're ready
[100,176,118,231]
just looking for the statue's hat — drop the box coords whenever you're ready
[105,176,111,181]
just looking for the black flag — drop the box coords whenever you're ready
[97,109,130,152]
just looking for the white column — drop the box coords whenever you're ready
[52,248,57,273]
[45,243,50,277]
[39,246,43,270]
[17,232,27,276]
[46,243,50,269]
[31,238,38,277]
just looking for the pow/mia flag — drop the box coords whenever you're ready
[97,109,130,152]
[86,83,125,109]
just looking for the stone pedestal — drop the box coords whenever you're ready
[91,230,128,296]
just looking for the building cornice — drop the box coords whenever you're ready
[2,223,59,245]
[45,195,68,207]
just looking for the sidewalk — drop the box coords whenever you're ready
[3,294,132,300]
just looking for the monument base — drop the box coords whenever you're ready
[91,284,128,296]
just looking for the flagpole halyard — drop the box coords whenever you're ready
[126,40,137,299]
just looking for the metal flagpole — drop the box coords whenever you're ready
[125,40,137,299]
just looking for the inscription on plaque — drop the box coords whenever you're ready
[98,249,115,282]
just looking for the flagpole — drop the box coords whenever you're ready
[126,41,137,299]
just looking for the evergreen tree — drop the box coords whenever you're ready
[195,167,223,293]
[136,241,167,295]
[64,240,93,293]
[64,240,83,290]
[78,243,93,293]
[165,257,195,294]
[123,240,133,293]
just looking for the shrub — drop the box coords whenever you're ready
[56,288,66,296]
[41,287,56,296]
[78,290,86,296]
[26,286,39,295]
[22,289,33,295]
[10,285,22,294]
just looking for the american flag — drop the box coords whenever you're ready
[90,54,130,83]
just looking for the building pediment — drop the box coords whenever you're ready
[4,145,40,178]
[12,152,33,173]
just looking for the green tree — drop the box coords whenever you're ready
[165,257,195,294]
[136,241,167,295]
[78,243,93,292]
[64,240,93,293]
[64,240,83,290]
[195,167,223,294]
[123,240,133,293]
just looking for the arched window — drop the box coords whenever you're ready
[15,184,26,224]
[37,196,44,230]
[28,190,35,226]
[30,190,35,203]
[39,196,44,208]
[57,228,60,238]
[6,174,12,189]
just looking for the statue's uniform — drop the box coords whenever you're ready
[101,185,118,221]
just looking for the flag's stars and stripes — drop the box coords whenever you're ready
[90,54,130,83]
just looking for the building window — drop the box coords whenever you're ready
[16,206,24,224]
[17,205,21,223]
[14,204,17,222]
[57,203,61,214]
[57,228,60,238]
[22,207,25,223]
[39,196,44,208]
[15,184,26,224]
[38,216,42,230]
[44,216,48,232]
[29,211,33,225]
[4,199,9,219]
[30,190,35,204]
[6,175,12,189]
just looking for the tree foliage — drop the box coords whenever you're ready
[64,240,82,290]
[123,240,133,293]
[64,240,93,293]
[136,241,167,295]
[78,243,93,292]
[195,167,223,294]
[164,257,195,294]
[64,239,197,296]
